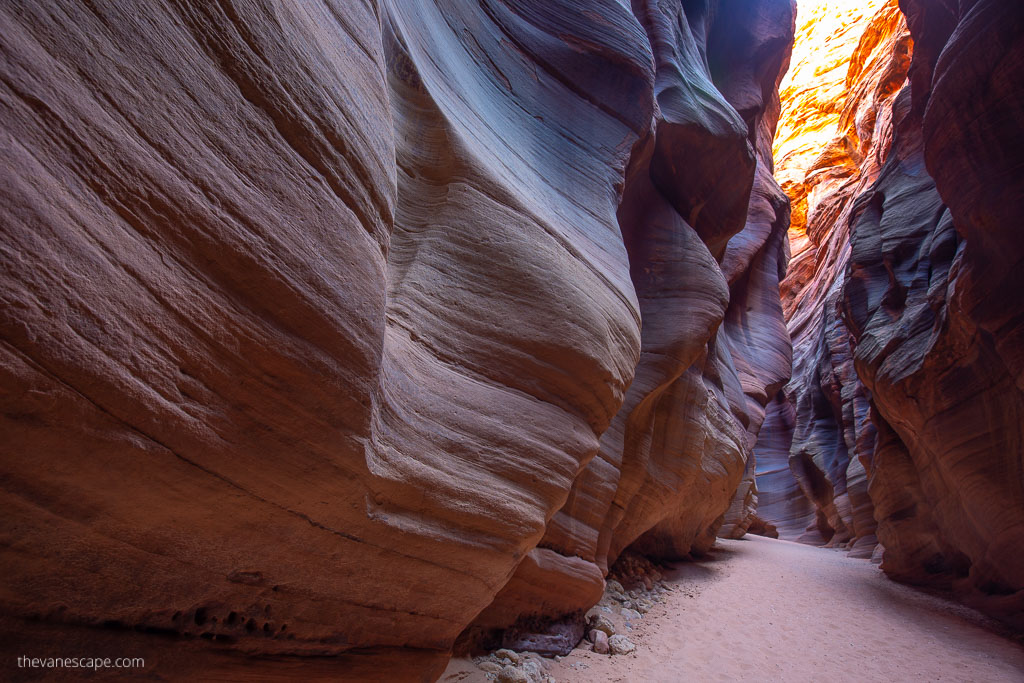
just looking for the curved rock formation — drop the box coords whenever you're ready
[0,0,645,677]
[849,0,1024,625]
[0,0,794,677]
[467,0,795,652]
[758,0,909,551]
[761,0,1024,626]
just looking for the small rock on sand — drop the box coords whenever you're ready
[608,635,636,655]
[493,649,522,666]
[619,607,642,621]
[588,613,615,636]
[496,665,529,683]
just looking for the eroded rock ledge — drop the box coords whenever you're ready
[0,0,794,678]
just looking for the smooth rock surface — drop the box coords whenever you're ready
[463,0,796,647]
[0,0,796,677]
[760,0,1024,627]
[758,0,909,550]
[849,0,1024,624]
[0,0,648,676]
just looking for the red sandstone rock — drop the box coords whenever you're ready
[1,0,797,677]
[762,0,1024,627]
[758,0,909,552]
[0,0,650,675]
[470,0,796,645]
[849,0,1024,625]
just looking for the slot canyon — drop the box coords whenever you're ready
[1,0,1022,681]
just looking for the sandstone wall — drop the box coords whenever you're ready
[471,5,796,652]
[762,0,1024,626]
[758,0,909,550]
[851,0,1024,625]
[0,0,794,677]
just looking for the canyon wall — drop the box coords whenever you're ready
[0,0,794,678]
[471,3,796,652]
[761,0,908,551]
[763,0,1024,626]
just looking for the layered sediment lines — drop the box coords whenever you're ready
[0,0,794,677]
[761,0,1024,626]
[759,0,908,552]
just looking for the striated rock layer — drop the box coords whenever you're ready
[762,0,1024,626]
[759,0,909,550]
[0,0,794,677]
[468,0,795,652]
[853,0,1024,625]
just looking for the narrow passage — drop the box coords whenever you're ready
[447,536,1024,682]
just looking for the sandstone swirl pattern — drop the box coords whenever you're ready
[760,0,1024,626]
[855,0,1024,626]
[759,0,909,551]
[0,0,793,677]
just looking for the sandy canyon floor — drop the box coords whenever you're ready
[443,536,1024,682]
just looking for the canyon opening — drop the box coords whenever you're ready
[1,0,1022,681]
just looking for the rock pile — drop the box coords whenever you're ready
[473,649,554,683]
[573,553,671,657]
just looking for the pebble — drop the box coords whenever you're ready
[496,665,528,683]
[619,607,642,621]
[588,613,615,636]
[493,649,522,666]
[591,629,610,655]
[478,661,502,674]
[521,658,550,681]
[608,634,636,656]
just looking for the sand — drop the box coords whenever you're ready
[442,536,1024,682]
